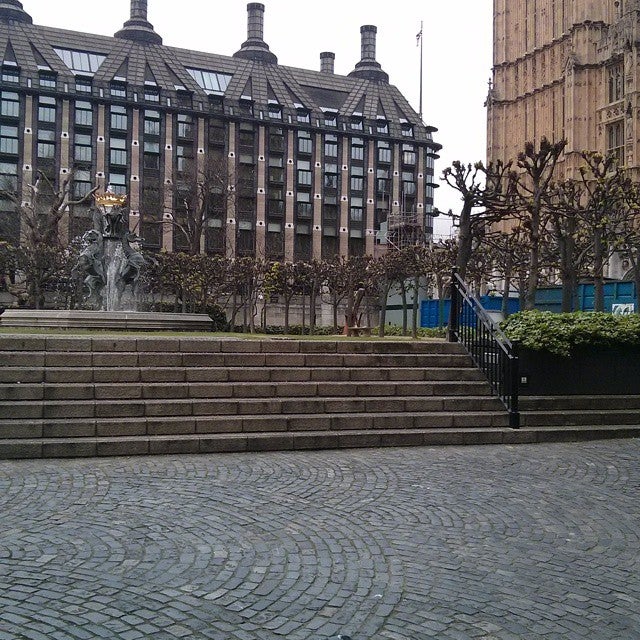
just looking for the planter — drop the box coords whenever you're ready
[516,345,640,396]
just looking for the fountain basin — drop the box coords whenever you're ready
[0,310,214,332]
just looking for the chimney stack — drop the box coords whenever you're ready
[115,0,162,45]
[320,52,335,74]
[360,25,377,62]
[349,24,389,82]
[247,2,265,42]
[0,0,32,23]
[131,0,148,20]
[234,3,278,64]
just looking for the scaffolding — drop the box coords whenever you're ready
[386,211,425,250]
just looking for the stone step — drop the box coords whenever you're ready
[0,390,502,420]
[0,336,461,355]
[0,378,493,401]
[0,365,483,385]
[520,409,640,427]
[519,395,640,411]
[0,350,474,369]
[0,409,512,440]
[2,423,639,459]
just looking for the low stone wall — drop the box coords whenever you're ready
[517,347,640,396]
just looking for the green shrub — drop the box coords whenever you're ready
[375,325,447,339]
[501,311,640,357]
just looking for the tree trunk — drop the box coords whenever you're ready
[525,232,539,310]
[401,283,408,336]
[284,299,290,334]
[378,281,391,337]
[411,276,420,339]
[593,227,605,312]
[455,202,472,280]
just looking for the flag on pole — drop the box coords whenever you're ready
[416,28,422,47]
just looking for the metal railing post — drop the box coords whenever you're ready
[448,269,459,343]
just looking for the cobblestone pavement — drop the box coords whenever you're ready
[0,441,639,640]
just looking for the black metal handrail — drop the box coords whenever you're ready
[448,270,519,428]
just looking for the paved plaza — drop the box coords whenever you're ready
[0,440,639,639]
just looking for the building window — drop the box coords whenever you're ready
[324,112,337,128]
[74,133,92,163]
[0,91,19,118]
[296,108,310,124]
[350,116,363,131]
[38,97,56,123]
[608,65,623,103]
[37,129,56,159]
[0,124,18,155]
[607,121,624,165]
[109,171,127,195]
[268,103,282,120]
[110,105,127,131]
[350,176,364,192]
[351,138,364,161]
[0,161,18,189]
[350,206,363,222]
[297,192,312,218]
[75,77,92,93]
[38,73,56,88]
[176,144,193,174]
[143,141,160,169]
[324,170,338,189]
[75,100,93,127]
[1,68,19,84]
[401,123,414,138]
[402,145,416,166]
[269,128,285,153]
[376,119,389,135]
[377,141,392,164]
[144,110,161,136]
[73,169,92,198]
[110,82,127,98]
[269,162,284,184]
[109,137,127,166]
[297,159,312,186]
[177,114,193,139]
[144,87,160,103]
[297,131,312,155]
[324,137,338,158]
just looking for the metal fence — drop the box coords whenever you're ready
[448,271,520,428]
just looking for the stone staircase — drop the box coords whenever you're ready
[0,334,518,459]
[519,395,640,440]
[0,334,638,459]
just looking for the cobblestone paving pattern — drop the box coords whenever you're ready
[0,441,639,639]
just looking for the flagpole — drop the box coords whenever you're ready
[418,20,424,122]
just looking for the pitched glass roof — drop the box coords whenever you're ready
[186,68,232,94]
[53,48,106,74]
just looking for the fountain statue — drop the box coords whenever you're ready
[72,190,150,311]
[0,189,212,331]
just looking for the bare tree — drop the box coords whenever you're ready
[0,171,97,308]
[508,137,567,309]
[441,159,511,280]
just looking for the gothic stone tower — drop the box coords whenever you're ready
[488,0,640,180]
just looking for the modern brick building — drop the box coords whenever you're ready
[0,0,440,260]
[488,0,640,179]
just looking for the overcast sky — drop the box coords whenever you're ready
[24,0,493,238]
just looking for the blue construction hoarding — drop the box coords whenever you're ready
[420,281,638,328]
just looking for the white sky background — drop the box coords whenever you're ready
[25,0,494,239]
